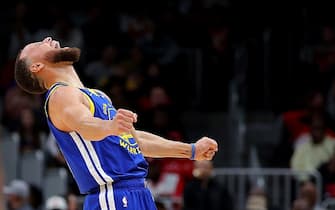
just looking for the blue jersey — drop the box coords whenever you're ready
[44,83,148,194]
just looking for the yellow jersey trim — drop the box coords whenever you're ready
[82,92,95,115]
[44,83,64,118]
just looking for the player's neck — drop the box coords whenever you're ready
[45,66,85,89]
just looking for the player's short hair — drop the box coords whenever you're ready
[14,51,47,94]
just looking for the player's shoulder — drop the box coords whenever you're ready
[49,85,83,104]
[90,88,112,103]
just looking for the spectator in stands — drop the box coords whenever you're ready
[0,2,32,94]
[2,86,34,132]
[272,90,335,167]
[201,25,233,111]
[314,25,335,76]
[44,13,84,51]
[28,184,42,210]
[299,25,335,98]
[7,2,32,60]
[125,71,144,102]
[291,116,335,181]
[142,62,166,90]
[183,160,233,210]
[16,108,43,153]
[137,85,172,115]
[291,198,311,210]
[3,179,34,210]
[297,182,324,210]
[66,193,81,210]
[144,105,176,135]
[245,186,268,210]
[45,195,67,210]
[318,148,335,199]
[127,15,179,66]
[101,76,130,109]
[119,46,146,75]
[83,46,121,87]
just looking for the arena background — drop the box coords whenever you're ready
[1,1,335,210]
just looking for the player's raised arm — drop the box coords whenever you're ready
[48,86,135,140]
[132,129,218,160]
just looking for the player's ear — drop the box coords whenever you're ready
[30,62,45,73]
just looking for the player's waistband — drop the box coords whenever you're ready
[88,178,146,194]
[112,178,146,189]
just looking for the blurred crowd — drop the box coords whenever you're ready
[0,1,232,210]
[2,1,335,210]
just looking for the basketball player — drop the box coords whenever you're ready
[14,37,218,210]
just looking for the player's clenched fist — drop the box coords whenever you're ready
[193,137,218,160]
[110,109,137,135]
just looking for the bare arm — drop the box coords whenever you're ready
[48,86,136,140]
[132,130,218,160]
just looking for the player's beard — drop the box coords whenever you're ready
[44,47,81,64]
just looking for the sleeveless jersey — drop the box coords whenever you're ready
[44,83,148,194]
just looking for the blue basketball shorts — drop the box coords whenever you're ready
[83,179,157,210]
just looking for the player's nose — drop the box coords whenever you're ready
[42,37,52,43]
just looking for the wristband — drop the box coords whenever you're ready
[190,143,196,160]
